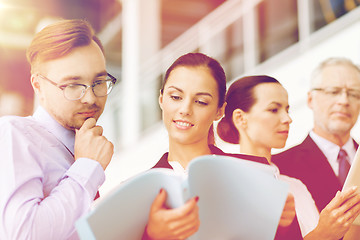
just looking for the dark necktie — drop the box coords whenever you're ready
[338,149,351,186]
[94,191,100,200]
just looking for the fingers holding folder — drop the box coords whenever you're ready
[145,188,200,240]
[305,186,360,240]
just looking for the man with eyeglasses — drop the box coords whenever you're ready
[273,57,360,213]
[0,19,116,239]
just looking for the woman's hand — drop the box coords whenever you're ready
[305,186,360,240]
[145,189,200,240]
[279,193,296,227]
[274,193,297,238]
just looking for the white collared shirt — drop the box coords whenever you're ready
[271,163,319,236]
[169,161,187,176]
[309,131,356,176]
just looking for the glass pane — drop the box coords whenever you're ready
[310,0,360,32]
[257,0,299,62]
[200,17,244,81]
[225,18,244,81]
[140,75,162,131]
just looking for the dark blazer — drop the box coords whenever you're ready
[151,145,303,240]
[273,134,358,212]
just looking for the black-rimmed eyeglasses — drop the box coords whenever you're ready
[37,73,117,101]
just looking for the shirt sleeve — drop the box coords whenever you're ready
[0,118,105,240]
[278,175,319,237]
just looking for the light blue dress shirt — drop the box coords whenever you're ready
[0,106,105,240]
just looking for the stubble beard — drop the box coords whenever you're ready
[53,111,100,131]
[56,114,84,131]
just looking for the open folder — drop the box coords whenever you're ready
[343,147,360,225]
[76,155,289,240]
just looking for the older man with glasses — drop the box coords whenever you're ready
[0,19,116,239]
[273,57,360,214]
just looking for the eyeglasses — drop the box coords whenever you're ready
[312,87,360,101]
[37,73,117,100]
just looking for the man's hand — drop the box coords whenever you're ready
[305,186,360,240]
[75,118,114,170]
[304,187,360,240]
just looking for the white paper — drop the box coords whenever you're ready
[76,155,289,240]
[343,147,360,225]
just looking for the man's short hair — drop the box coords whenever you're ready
[27,19,104,73]
[310,57,360,88]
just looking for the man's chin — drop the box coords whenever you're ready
[78,116,100,128]
[329,121,353,134]
[66,120,87,131]
[64,114,101,130]
[65,124,81,131]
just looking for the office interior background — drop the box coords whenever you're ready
[1,0,360,195]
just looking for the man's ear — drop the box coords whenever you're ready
[30,74,41,94]
[215,102,226,121]
[307,91,313,110]
[158,89,164,110]
[232,108,247,129]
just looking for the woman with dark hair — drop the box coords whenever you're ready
[217,75,360,240]
[143,54,296,239]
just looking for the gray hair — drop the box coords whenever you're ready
[310,57,360,89]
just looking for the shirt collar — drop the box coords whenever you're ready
[168,161,187,176]
[32,106,75,155]
[309,130,355,164]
